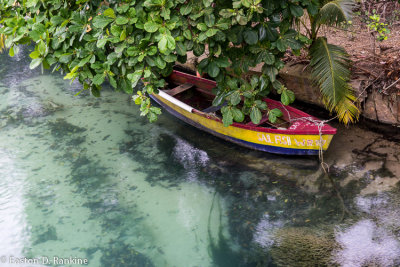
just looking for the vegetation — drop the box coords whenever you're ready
[367,10,391,42]
[0,0,358,124]
[300,0,360,124]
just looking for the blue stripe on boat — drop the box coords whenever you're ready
[150,95,320,156]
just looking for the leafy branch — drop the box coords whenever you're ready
[0,0,353,125]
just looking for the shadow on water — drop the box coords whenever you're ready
[208,192,244,267]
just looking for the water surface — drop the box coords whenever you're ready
[0,48,400,267]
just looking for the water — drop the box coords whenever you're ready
[0,48,400,267]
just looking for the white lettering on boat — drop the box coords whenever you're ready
[275,135,291,145]
[293,138,326,147]
[289,121,301,130]
[315,139,326,146]
[257,133,273,143]
[257,133,291,145]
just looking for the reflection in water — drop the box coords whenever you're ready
[335,219,400,267]
[253,214,284,249]
[0,151,29,263]
[172,137,209,182]
[0,49,399,267]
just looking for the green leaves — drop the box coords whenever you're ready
[263,65,278,82]
[268,108,282,123]
[205,14,215,27]
[180,5,192,15]
[193,43,205,56]
[281,89,295,105]
[92,74,105,85]
[206,28,218,37]
[92,16,114,29]
[104,8,116,19]
[221,106,244,126]
[231,107,244,122]
[158,34,175,54]
[0,0,323,125]
[221,106,234,127]
[29,58,43,69]
[207,62,220,78]
[290,4,304,17]
[50,16,65,26]
[127,70,143,88]
[317,0,354,27]
[155,56,167,69]
[144,21,160,32]
[310,37,359,123]
[8,46,14,57]
[219,9,234,18]
[175,42,187,56]
[310,37,350,107]
[115,16,129,25]
[97,38,108,48]
[230,91,241,105]
[250,107,262,124]
[197,23,208,31]
[29,50,40,59]
[243,30,258,45]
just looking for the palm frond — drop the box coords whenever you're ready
[333,95,360,124]
[0,34,5,53]
[310,37,359,123]
[317,0,354,26]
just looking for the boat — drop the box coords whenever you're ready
[150,69,337,155]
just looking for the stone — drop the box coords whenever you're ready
[363,90,399,125]
[181,53,400,127]
[278,64,325,107]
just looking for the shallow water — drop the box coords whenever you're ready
[0,48,400,267]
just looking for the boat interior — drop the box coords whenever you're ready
[162,66,290,129]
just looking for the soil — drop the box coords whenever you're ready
[288,1,400,98]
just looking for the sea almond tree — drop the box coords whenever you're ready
[0,0,358,124]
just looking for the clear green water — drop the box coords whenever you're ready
[0,49,400,267]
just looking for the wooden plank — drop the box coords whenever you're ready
[202,102,227,113]
[164,83,194,96]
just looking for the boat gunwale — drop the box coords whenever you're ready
[166,70,337,135]
[151,93,333,155]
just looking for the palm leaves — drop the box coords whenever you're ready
[310,37,359,123]
[306,0,359,124]
[334,94,359,124]
[0,34,5,53]
[316,0,354,26]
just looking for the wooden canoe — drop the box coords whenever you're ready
[150,70,337,155]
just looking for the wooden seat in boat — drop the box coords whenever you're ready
[164,83,194,96]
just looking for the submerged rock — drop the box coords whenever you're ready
[270,227,339,267]
[48,118,86,138]
[100,242,155,267]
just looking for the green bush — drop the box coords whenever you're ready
[0,0,356,124]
